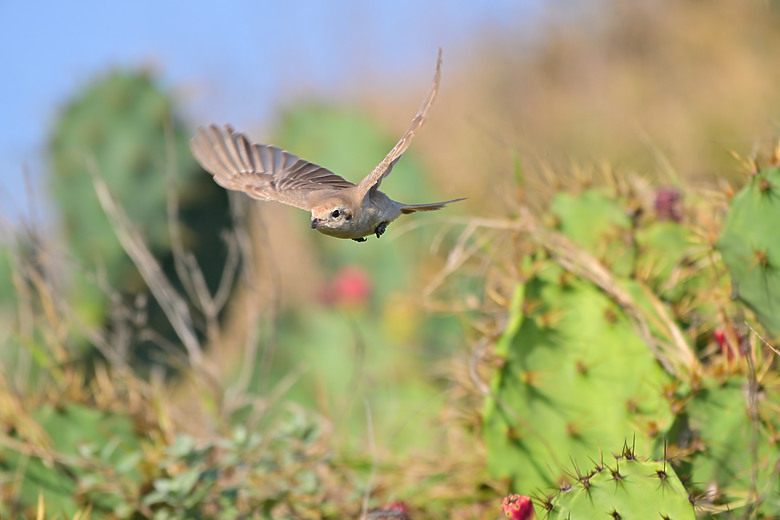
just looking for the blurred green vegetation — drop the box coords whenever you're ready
[2,1,780,518]
[260,104,464,454]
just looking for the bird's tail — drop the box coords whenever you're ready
[400,198,466,214]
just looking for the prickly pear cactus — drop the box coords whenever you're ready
[47,70,231,364]
[543,445,695,519]
[484,175,780,517]
[717,166,780,338]
[669,375,780,516]
[48,71,195,329]
[483,260,674,491]
[50,71,196,275]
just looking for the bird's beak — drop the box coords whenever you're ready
[311,218,321,229]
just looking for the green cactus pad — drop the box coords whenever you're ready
[634,221,700,302]
[49,72,195,271]
[669,376,780,516]
[717,167,780,337]
[545,449,695,519]
[483,262,673,491]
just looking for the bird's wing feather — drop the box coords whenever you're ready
[355,48,442,200]
[191,124,354,211]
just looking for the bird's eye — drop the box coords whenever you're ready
[331,210,341,218]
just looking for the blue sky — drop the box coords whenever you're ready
[0,1,543,222]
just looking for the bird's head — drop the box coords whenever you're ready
[310,197,359,238]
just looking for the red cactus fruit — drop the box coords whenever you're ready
[502,494,535,520]
[384,502,409,513]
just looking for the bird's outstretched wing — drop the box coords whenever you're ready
[355,47,442,200]
[191,124,354,211]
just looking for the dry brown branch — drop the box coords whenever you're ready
[162,123,242,347]
[85,158,213,382]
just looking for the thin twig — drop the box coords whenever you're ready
[86,157,206,371]
[163,122,240,345]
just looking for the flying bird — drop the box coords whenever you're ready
[190,48,464,242]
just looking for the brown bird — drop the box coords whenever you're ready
[190,48,464,242]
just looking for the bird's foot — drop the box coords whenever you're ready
[353,237,368,243]
[375,222,388,238]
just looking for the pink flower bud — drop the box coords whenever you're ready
[654,187,683,222]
